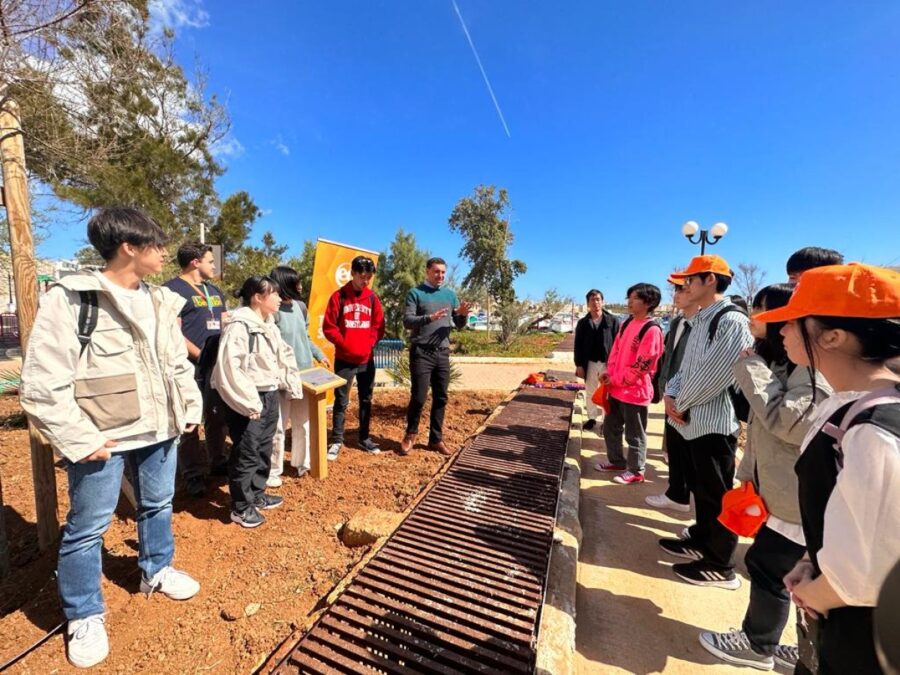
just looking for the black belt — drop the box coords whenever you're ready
[411,344,449,353]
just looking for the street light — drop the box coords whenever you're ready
[682,220,728,255]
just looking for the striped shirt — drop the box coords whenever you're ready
[665,299,753,440]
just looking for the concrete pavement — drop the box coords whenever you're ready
[574,397,796,674]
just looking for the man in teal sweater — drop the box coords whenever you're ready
[400,258,471,455]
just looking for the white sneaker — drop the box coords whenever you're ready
[645,493,691,513]
[67,614,109,669]
[140,565,200,600]
[327,443,342,461]
[266,476,283,488]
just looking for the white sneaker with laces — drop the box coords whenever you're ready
[140,565,200,600]
[266,475,283,488]
[67,614,109,669]
[645,493,691,512]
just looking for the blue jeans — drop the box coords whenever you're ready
[58,439,178,620]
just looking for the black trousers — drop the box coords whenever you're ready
[178,377,228,480]
[741,525,806,655]
[684,432,738,570]
[225,390,279,513]
[331,357,376,445]
[405,346,451,444]
[664,422,693,505]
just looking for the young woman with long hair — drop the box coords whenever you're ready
[756,264,900,674]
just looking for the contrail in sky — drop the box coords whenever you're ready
[451,0,511,138]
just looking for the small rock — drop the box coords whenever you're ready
[220,604,243,621]
[341,506,404,547]
[244,602,261,617]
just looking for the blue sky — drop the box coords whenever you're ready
[43,1,900,303]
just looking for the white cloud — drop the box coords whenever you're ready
[211,136,244,159]
[260,208,274,217]
[271,135,290,156]
[148,0,210,32]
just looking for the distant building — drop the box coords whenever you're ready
[0,253,79,312]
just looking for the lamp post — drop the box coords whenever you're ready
[682,220,728,255]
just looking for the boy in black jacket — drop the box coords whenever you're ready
[574,289,620,429]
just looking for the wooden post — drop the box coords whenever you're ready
[1,99,59,550]
[300,367,346,480]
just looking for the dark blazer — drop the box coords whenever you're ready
[574,310,620,369]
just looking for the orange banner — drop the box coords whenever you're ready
[308,239,380,388]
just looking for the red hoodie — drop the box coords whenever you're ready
[322,283,385,365]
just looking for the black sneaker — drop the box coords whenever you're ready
[254,493,284,510]
[185,476,206,498]
[672,561,741,590]
[658,538,705,561]
[358,438,381,454]
[583,419,597,430]
[773,644,798,669]
[231,506,265,528]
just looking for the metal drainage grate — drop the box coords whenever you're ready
[273,388,575,674]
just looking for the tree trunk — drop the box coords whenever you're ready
[1,99,59,551]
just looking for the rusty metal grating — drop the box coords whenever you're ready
[273,388,575,674]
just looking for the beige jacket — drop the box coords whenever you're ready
[734,355,831,523]
[19,272,203,463]
[211,306,303,418]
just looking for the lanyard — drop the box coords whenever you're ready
[184,277,216,317]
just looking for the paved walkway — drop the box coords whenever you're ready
[574,395,795,674]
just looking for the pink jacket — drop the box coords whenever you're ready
[607,317,665,406]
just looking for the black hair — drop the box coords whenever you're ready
[626,283,661,313]
[351,256,376,274]
[786,247,844,276]
[87,207,168,261]
[751,284,794,369]
[269,266,302,302]
[176,242,213,269]
[586,289,604,302]
[800,316,900,365]
[729,295,749,312]
[232,275,281,307]
[689,272,732,293]
[426,257,446,269]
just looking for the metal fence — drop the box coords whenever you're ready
[0,313,18,347]
[373,338,404,369]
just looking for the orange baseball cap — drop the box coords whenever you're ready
[667,275,685,286]
[670,255,733,279]
[755,263,900,323]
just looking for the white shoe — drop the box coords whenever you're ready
[296,468,309,478]
[67,614,109,669]
[266,476,283,488]
[327,443,342,461]
[645,493,691,513]
[140,565,200,600]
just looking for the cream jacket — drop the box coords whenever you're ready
[19,272,203,463]
[734,355,831,523]
[211,306,303,418]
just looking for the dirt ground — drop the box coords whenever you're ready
[0,388,508,674]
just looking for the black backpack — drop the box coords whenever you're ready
[707,305,751,423]
[617,317,665,403]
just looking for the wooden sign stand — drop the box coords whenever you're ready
[299,367,347,480]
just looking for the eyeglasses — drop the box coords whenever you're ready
[682,274,708,287]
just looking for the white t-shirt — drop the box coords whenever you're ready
[800,390,900,606]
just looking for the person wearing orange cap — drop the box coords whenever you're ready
[657,254,754,590]
[645,275,700,513]
[751,263,900,675]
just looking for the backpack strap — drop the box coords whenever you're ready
[618,316,633,337]
[822,385,900,470]
[708,304,747,343]
[77,290,99,356]
[637,320,661,342]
